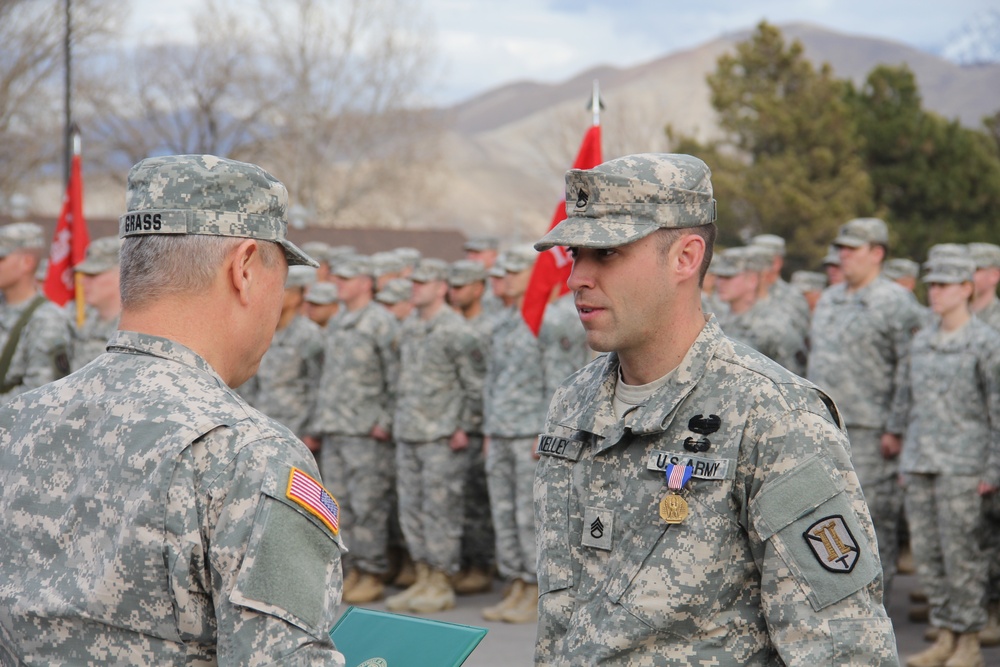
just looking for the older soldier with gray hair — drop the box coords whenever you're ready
[0,222,71,400]
[0,155,346,665]
[532,153,897,666]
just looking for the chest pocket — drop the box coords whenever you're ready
[613,461,743,639]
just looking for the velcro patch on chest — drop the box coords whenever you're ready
[581,506,613,551]
[646,450,732,480]
[536,434,584,461]
[286,467,340,535]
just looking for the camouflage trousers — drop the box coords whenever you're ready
[846,426,901,593]
[461,435,495,569]
[320,435,395,575]
[904,473,988,632]
[396,438,469,575]
[485,436,537,583]
[984,494,1000,603]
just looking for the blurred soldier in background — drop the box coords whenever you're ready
[304,281,340,328]
[69,236,121,371]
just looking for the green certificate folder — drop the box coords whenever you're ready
[330,606,488,667]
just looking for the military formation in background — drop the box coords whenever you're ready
[3,197,1000,663]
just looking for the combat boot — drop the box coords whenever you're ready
[343,571,385,604]
[454,565,493,595]
[500,582,538,624]
[944,633,984,667]
[392,552,417,588]
[979,602,1000,646]
[342,568,360,597]
[408,569,456,613]
[906,628,955,667]
[385,562,430,611]
[482,578,524,621]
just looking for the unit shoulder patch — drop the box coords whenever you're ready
[803,515,859,573]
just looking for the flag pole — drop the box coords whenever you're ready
[71,129,86,328]
[591,79,601,127]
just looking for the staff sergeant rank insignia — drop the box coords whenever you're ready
[803,515,859,573]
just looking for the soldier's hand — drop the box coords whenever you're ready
[449,429,469,451]
[482,436,490,457]
[979,481,999,496]
[301,435,321,452]
[370,424,391,441]
[879,433,902,459]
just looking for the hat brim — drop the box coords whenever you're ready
[280,238,319,268]
[75,260,116,275]
[833,236,867,249]
[922,272,971,284]
[534,215,660,251]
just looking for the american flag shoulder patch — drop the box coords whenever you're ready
[286,467,340,535]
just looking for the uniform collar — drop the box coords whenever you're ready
[106,330,223,381]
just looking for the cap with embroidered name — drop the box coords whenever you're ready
[535,153,716,251]
[448,260,488,287]
[0,222,45,258]
[75,236,121,274]
[120,154,317,268]
[410,258,449,283]
[833,218,889,248]
[376,278,413,304]
[304,281,339,305]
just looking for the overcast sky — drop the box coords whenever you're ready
[128,0,996,105]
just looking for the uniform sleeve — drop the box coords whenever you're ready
[453,327,486,433]
[13,305,71,395]
[886,341,912,437]
[886,298,922,434]
[203,438,346,666]
[301,328,325,438]
[978,333,1000,487]
[374,318,399,434]
[746,409,899,666]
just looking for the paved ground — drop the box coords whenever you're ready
[343,571,1000,666]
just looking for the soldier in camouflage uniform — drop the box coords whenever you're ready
[372,250,406,291]
[713,246,808,375]
[0,222,71,402]
[790,270,827,314]
[447,259,497,594]
[385,258,486,614]
[465,235,504,316]
[824,243,845,286]
[302,240,333,282]
[241,265,325,468]
[884,258,920,294]
[893,254,1000,667]
[750,233,811,336]
[313,253,399,604]
[304,281,340,328]
[0,155,346,665]
[968,242,1000,647]
[69,236,121,371]
[481,245,589,625]
[531,153,897,666]
[375,277,414,322]
[808,217,924,595]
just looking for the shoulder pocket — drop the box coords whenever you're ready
[230,465,346,638]
[750,456,879,611]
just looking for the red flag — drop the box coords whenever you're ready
[43,149,90,306]
[521,123,602,335]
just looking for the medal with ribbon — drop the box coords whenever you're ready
[659,463,693,524]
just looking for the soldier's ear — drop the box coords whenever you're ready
[228,239,261,307]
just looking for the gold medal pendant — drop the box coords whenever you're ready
[659,492,688,524]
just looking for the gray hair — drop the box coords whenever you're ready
[120,235,283,310]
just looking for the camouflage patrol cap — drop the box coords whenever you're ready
[0,222,45,258]
[328,245,356,259]
[968,243,1000,269]
[791,270,828,293]
[923,255,975,284]
[710,247,771,277]
[487,257,506,279]
[75,236,121,275]
[501,245,537,273]
[882,258,919,281]
[833,217,889,248]
[464,235,500,252]
[448,259,488,287]
[120,154,317,268]
[301,241,332,265]
[304,281,339,305]
[285,265,317,289]
[751,233,785,257]
[375,278,413,304]
[822,245,841,267]
[535,153,716,251]
[925,243,969,264]
[410,258,449,283]
[371,251,405,277]
[330,253,373,279]
[393,247,422,269]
